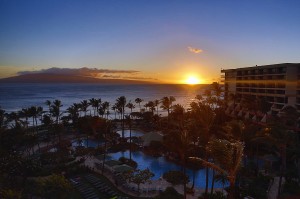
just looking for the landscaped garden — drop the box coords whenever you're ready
[1,83,300,199]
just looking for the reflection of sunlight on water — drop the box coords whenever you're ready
[108,150,225,188]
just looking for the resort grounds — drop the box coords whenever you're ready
[1,83,300,199]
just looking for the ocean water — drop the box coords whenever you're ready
[0,83,207,113]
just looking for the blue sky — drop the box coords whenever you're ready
[1,0,300,83]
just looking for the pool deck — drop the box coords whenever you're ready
[82,155,224,198]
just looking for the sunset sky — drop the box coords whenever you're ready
[1,0,300,83]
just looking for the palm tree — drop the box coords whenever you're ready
[171,104,185,127]
[116,96,126,138]
[111,104,117,119]
[71,103,81,118]
[228,93,239,109]
[29,106,37,128]
[170,96,176,106]
[164,129,191,199]
[125,115,133,160]
[189,100,217,196]
[102,101,110,119]
[205,88,222,110]
[147,101,155,114]
[8,111,21,128]
[51,100,62,124]
[190,139,244,199]
[126,101,135,113]
[66,105,79,126]
[41,114,54,148]
[214,172,229,194]
[135,98,143,112]
[160,96,176,125]
[36,106,43,126]
[45,100,52,110]
[89,98,101,116]
[256,106,299,195]
[195,94,203,102]
[222,120,244,141]
[144,102,149,111]
[20,108,31,128]
[211,82,223,102]
[0,107,6,128]
[154,99,160,115]
[29,106,43,128]
[102,120,111,174]
[117,107,122,119]
[80,100,89,116]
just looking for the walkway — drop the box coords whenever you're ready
[268,177,285,199]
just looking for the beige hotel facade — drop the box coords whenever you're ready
[221,63,300,114]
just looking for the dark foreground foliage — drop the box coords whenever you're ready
[155,187,183,199]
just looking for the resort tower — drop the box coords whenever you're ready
[221,63,300,117]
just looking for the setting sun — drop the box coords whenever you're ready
[185,76,201,85]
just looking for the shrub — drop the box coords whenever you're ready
[283,180,300,195]
[198,191,226,199]
[94,147,105,155]
[108,143,126,152]
[240,174,271,199]
[163,170,189,185]
[155,187,183,199]
[149,140,163,149]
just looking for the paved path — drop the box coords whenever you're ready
[268,177,285,199]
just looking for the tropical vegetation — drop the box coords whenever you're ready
[0,82,299,199]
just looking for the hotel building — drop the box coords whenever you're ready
[221,63,300,114]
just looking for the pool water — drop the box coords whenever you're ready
[107,150,225,188]
[72,138,103,148]
[71,135,227,188]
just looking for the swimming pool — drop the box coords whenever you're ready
[107,150,225,188]
[71,135,226,188]
[72,138,103,148]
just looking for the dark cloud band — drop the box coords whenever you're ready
[18,67,139,76]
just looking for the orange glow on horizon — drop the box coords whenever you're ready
[184,75,202,85]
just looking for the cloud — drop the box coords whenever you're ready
[122,76,158,81]
[102,75,121,78]
[102,75,157,81]
[15,67,158,82]
[18,67,139,77]
[188,46,203,54]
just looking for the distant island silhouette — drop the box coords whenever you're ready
[0,73,157,84]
